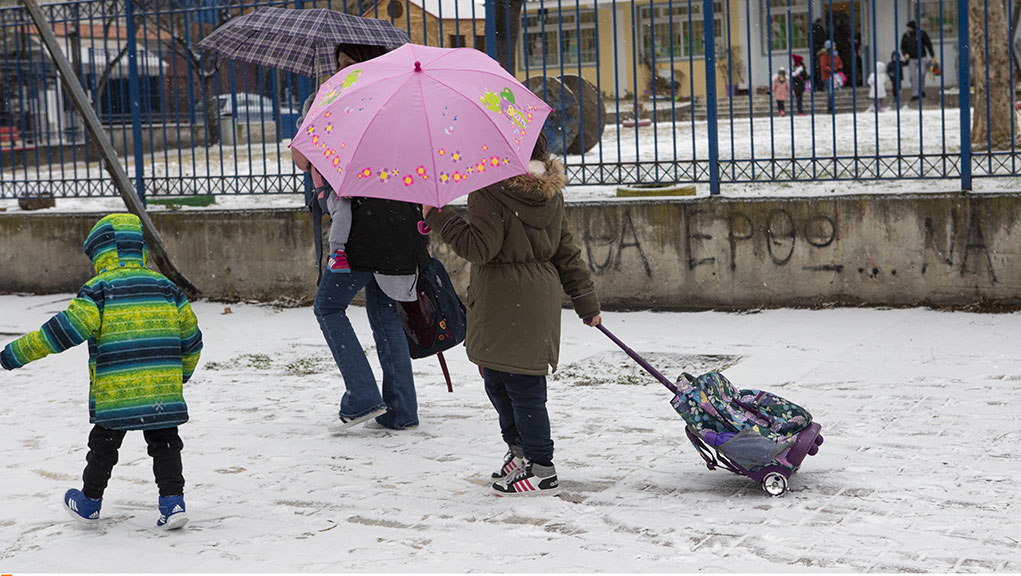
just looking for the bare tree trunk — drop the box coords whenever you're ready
[137,3,236,146]
[95,45,129,112]
[202,71,220,144]
[493,0,523,74]
[970,0,1017,150]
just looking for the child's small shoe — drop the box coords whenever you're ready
[157,495,188,530]
[327,250,351,273]
[64,489,101,524]
[492,460,560,496]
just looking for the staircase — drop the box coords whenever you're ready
[603,89,960,124]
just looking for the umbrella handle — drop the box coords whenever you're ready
[595,324,679,394]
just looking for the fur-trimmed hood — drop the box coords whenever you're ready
[486,156,566,229]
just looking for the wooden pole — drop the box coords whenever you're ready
[20,0,200,297]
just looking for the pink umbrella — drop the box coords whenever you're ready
[289,43,552,208]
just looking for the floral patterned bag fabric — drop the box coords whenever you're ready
[669,372,813,471]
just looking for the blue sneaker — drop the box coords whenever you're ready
[157,495,188,530]
[64,489,101,524]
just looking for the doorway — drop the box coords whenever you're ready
[826,1,867,86]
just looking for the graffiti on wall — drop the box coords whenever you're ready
[581,208,652,277]
[923,208,998,284]
[684,207,840,272]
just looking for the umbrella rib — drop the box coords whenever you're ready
[415,72,442,208]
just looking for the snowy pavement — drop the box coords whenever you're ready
[1,295,1019,571]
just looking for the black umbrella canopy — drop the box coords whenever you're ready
[196,7,410,78]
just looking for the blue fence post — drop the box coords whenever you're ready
[959,0,971,191]
[484,0,497,61]
[703,0,720,195]
[125,0,146,204]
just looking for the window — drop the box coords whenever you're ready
[474,34,486,53]
[760,0,810,54]
[911,0,957,40]
[519,8,598,68]
[448,34,466,47]
[638,1,724,61]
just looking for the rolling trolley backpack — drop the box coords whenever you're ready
[597,324,823,496]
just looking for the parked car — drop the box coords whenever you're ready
[216,93,297,120]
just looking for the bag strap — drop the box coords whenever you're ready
[437,351,453,393]
[308,197,323,285]
[685,427,743,476]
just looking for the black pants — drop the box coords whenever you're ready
[81,425,185,499]
[777,101,785,114]
[794,92,804,113]
[482,368,554,466]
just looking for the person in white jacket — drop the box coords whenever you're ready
[867,61,887,112]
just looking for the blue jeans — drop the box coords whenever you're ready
[314,270,418,429]
[482,368,554,466]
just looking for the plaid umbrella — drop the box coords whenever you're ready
[196,7,410,79]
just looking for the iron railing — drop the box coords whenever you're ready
[0,0,1015,201]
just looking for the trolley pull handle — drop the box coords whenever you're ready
[596,324,678,394]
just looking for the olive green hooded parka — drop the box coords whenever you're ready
[425,157,600,375]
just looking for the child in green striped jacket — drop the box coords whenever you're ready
[1,213,203,530]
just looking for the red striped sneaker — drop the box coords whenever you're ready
[492,460,559,496]
[491,445,524,479]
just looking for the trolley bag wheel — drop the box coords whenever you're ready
[761,472,788,497]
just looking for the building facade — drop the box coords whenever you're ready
[513,0,960,98]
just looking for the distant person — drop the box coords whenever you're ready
[867,60,888,112]
[900,20,935,101]
[790,54,809,115]
[811,17,827,92]
[854,33,864,87]
[422,133,602,497]
[818,40,844,114]
[0,213,203,530]
[772,68,791,117]
[887,50,906,102]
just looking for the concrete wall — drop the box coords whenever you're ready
[2,192,1019,309]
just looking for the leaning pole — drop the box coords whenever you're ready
[20,0,200,298]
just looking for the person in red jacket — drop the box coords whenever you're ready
[818,40,843,114]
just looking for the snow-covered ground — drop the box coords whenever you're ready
[1,294,1019,571]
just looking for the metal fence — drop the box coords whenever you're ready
[0,0,1016,200]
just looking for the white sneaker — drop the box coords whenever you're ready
[328,407,388,435]
[492,460,560,496]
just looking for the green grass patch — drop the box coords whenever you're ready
[151,195,216,208]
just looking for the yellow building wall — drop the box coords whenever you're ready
[514,1,741,100]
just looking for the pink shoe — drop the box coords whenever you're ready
[328,250,351,273]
